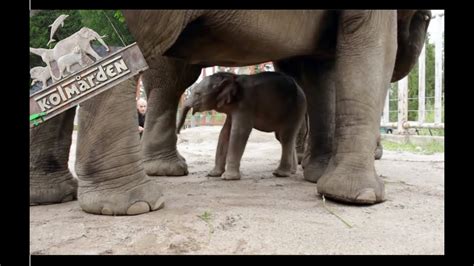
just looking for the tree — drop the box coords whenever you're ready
[29,10,83,68]
[30,10,134,69]
[78,10,134,47]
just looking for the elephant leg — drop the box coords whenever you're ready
[221,112,253,180]
[30,108,77,205]
[141,56,201,176]
[41,79,47,89]
[316,10,396,204]
[292,148,298,174]
[374,132,383,160]
[85,46,102,61]
[273,130,297,178]
[295,118,308,165]
[75,78,164,215]
[208,115,232,177]
[274,58,336,183]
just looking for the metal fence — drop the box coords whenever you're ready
[381,12,444,134]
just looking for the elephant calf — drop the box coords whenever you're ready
[177,72,307,180]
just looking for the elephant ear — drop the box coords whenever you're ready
[216,74,240,109]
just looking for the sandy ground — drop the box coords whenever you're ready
[30,126,444,255]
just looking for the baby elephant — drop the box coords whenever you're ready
[177,72,307,180]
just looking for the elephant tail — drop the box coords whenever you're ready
[391,10,432,82]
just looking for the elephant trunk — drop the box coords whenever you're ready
[93,32,110,52]
[176,101,192,134]
[391,10,432,82]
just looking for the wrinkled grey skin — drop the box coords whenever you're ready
[30,108,78,205]
[295,117,309,164]
[29,10,430,216]
[297,122,384,164]
[29,47,164,215]
[177,72,307,180]
[75,78,164,215]
[123,10,430,205]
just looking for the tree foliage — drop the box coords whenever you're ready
[78,10,135,46]
[30,10,134,69]
[30,10,83,68]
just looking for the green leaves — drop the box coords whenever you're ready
[113,10,126,23]
[29,10,135,70]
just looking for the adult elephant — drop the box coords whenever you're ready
[30,46,164,215]
[122,10,430,204]
[29,10,430,215]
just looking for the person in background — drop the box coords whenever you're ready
[137,98,147,138]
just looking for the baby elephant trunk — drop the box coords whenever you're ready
[176,104,192,134]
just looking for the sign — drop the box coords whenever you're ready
[30,42,148,128]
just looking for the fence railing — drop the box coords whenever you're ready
[178,111,227,129]
[381,12,444,134]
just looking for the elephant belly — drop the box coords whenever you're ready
[253,118,278,133]
[253,111,289,133]
[164,10,337,67]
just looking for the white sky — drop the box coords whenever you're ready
[428,10,444,43]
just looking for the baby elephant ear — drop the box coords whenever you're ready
[216,75,239,109]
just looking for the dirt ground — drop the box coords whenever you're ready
[30,126,444,255]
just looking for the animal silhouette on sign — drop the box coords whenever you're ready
[47,14,69,46]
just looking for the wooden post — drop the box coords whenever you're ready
[418,45,426,125]
[397,76,409,134]
[434,15,444,124]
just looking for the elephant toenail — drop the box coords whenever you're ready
[151,197,165,211]
[355,189,376,203]
[101,207,113,215]
[126,201,151,215]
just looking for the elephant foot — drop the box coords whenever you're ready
[222,170,241,180]
[272,168,291,177]
[30,172,78,206]
[144,151,188,176]
[303,155,331,183]
[316,155,385,205]
[207,168,224,177]
[78,176,165,216]
[177,151,187,163]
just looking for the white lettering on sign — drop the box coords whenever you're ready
[34,57,130,112]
